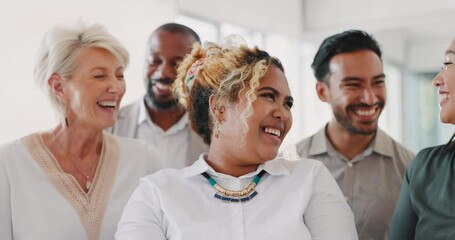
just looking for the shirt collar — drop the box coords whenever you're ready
[182,154,291,179]
[138,97,189,132]
[308,126,393,158]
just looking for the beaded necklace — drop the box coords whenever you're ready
[201,170,266,202]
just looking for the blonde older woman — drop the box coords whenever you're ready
[115,37,357,240]
[0,23,158,240]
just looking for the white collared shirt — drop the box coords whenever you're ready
[115,155,358,240]
[136,102,190,169]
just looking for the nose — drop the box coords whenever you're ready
[272,104,292,121]
[155,61,176,80]
[360,86,379,105]
[108,78,126,96]
[432,71,443,87]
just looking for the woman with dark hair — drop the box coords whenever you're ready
[115,36,357,240]
[389,38,455,240]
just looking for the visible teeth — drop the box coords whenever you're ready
[264,127,281,137]
[156,82,171,90]
[355,109,375,116]
[441,93,449,101]
[98,101,116,108]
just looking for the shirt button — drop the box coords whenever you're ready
[344,196,349,202]
[347,162,353,168]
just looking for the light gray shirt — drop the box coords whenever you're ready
[109,98,208,170]
[295,127,414,240]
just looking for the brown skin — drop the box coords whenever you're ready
[207,66,294,177]
[144,30,197,131]
[43,47,125,192]
[316,50,386,160]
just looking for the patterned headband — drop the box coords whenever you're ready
[185,35,247,92]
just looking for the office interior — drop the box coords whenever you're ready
[1,0,454,153]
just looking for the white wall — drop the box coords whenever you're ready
[0,0,176,144]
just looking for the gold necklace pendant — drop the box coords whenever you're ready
[85,176,92,190]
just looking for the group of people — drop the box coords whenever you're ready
[0,20,453,240]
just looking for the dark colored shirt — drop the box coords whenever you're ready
[389,145,455,240]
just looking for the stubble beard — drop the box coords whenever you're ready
[333,105,379,135]
[144,78,179,111]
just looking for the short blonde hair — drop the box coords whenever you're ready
[174,40,284,145]
[34,23,129,115]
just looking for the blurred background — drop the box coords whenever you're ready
[1,0,454,153]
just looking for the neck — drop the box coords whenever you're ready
[146,104,186,131]
[325,121,376,160]
[42,124,103,158]
[207,142,260,177]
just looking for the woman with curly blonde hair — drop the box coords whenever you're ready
[116,36,357,240]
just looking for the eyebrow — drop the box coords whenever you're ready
[342,73,386,81]
[258,86,294,102]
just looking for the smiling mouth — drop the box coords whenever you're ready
[354,108,376,116]
[154,82,172,91]
[440,93,449,101]
[97,101,116,109]
[262,127,281,137]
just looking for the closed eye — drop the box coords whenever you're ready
[443,62,454,70]
[260,92,275,101]
[285,100,293,109]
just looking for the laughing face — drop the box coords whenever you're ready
[220,66,294,163]
[317,50,386,135]
[433,38,455,124]
[63,47,125,130]
[144,30,197,111]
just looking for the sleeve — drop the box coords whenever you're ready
[304,164,358,240]
[0,161,13,240]
[388,160,418,240]
[115,178,166,240]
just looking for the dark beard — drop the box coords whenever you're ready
[333,102,385,135]
[145,78,179,111]
[334,111,377,135]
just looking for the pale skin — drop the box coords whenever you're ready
[41,47,125,192]
[206,66,294,177]
[144,30,197,131]
[316,50,386,160]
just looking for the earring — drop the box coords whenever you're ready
[63,104,69,127]
[215,120,224,139]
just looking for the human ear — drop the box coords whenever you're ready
[316,81,330,102]
[48,73,67,103]
[209,95,225,121]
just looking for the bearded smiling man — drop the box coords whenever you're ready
[110,23,208,170]
[295,30,414,240]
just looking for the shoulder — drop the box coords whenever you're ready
[274,157,325,179]
[111,133,157,158]
[0,134,36,171]
[411,145,445,167]
[405,145,446,178]
[295,131,320,156]
[118,99,142,115]
[0,138,26,162]
[138,167,185,190]
[376,129,415,163]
